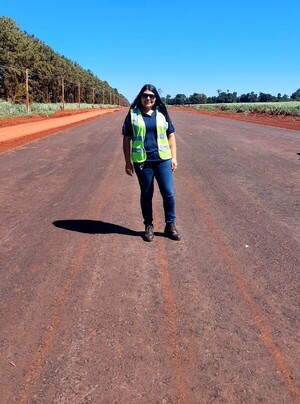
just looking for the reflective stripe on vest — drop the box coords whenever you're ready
[130,108,172,163]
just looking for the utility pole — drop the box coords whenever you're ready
[61,76,65,110]
[92,87,95,108]
[78,82,81,109]
[25,68,29,114]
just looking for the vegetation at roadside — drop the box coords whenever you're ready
[163,89,300,107]
[0,101,119,119]
[0,17,129,107]
[185,101,300,117]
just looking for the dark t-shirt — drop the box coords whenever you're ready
[122,109,175,161]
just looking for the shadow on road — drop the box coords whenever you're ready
[53,219,142,236]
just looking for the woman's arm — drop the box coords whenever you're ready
[168,132,178,172]
[123,136,134,176]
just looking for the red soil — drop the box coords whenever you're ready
[171,106,300,131]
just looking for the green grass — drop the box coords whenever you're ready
[187,101,300,116]
[0,101,118,119]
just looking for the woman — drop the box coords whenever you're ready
[122,84,181,242]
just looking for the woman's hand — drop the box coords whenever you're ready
[168,133,178,172]
[171,158,178,172]
[125,162,134,176]
[123,136,133,176]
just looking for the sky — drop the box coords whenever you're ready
[1,0,299,102]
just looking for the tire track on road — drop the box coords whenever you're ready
[18,144,123,403]
[153,206,195,403]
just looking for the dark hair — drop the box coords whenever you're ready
[130,84,169,118]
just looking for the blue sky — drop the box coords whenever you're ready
[1,0,299,102]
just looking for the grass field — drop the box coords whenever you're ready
[188,101,300,116]
[0,101,118,119]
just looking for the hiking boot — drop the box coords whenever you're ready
[144,225,154,242]
[164,223,181,241]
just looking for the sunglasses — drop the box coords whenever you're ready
[141,93,156,100]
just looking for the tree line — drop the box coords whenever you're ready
[163,88,300,105]
[0,17,129,106]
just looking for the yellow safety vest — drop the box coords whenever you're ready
[130,107,172,163]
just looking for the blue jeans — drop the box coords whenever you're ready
[134,159,176,226]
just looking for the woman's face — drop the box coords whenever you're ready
[140,90,156,111]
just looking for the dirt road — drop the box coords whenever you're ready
[0,111,299,402]
[0,108,118,153]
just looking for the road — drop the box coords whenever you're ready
[0,110,299,403]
